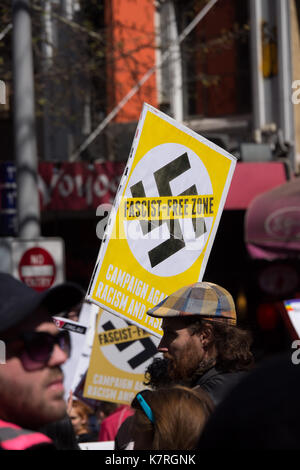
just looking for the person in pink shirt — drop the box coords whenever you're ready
[98,404,134,442]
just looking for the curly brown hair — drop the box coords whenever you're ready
[188,319,254,373]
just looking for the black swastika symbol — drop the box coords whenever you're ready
[102,321,157,370]
[130,152,207,268]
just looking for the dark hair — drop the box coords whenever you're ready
[143,357,172,389]
[99,401,119,418]
[188,319,254,373]
[40,415,80,450]
[131,386,214,450]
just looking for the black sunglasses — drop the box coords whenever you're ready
[8,330,71,370]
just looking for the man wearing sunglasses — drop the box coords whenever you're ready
[0,273,83,450]
[148,282,254,406]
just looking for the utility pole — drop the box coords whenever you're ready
[250,0,295,167]
[276,0,295,167]
[41,0,54,162]
[12,0,41,238]
[159,0,184,122]
[250,0,265,144]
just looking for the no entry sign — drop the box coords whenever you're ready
[6,237,66,291]
[18,246,56,291]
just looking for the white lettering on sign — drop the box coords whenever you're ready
[292,80,300,105]
[105,264,150,300]
[94,175,109,198]
[38,168,123,208]
[30,254,44,265]
[92,374,134,389]
[59,175,73,197]
[86,386,117,400]
[25,277,53,288]
[21,265,54,277]
[75,174,84,197]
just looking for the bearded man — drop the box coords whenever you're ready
[147,282,254,405]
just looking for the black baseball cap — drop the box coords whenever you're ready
[0,273,85,333]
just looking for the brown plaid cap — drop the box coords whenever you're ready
[147,282,236,326]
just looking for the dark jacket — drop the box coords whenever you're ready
[193,367,248,406]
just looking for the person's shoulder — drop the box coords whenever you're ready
[0,419,54,450]
[198,367,248,384]
[195,368,249,406]
[114,415,135,450]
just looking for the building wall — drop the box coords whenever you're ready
[103,0,295,166]
[195,0,238,117]
[105,0,158,122]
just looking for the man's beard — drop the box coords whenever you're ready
[0,366,66,430]
[165,347,215,386]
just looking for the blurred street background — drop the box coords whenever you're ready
[1,0,300,359]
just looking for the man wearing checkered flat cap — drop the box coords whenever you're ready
[147,282,254,406]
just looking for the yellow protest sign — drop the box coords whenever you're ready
[83,309,159,405]
[86,103,237,337]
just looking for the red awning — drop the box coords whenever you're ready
[225,162,288,210]
[245,177,300,260]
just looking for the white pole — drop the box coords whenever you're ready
[12,0,40,238]
[169,0,184,122]
[276,0,295,166]
[250,0,265,143]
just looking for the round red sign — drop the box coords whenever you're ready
[18,247,56,292]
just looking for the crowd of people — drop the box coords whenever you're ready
[0,273,299,450]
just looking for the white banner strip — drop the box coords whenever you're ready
[21,265,54,276]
